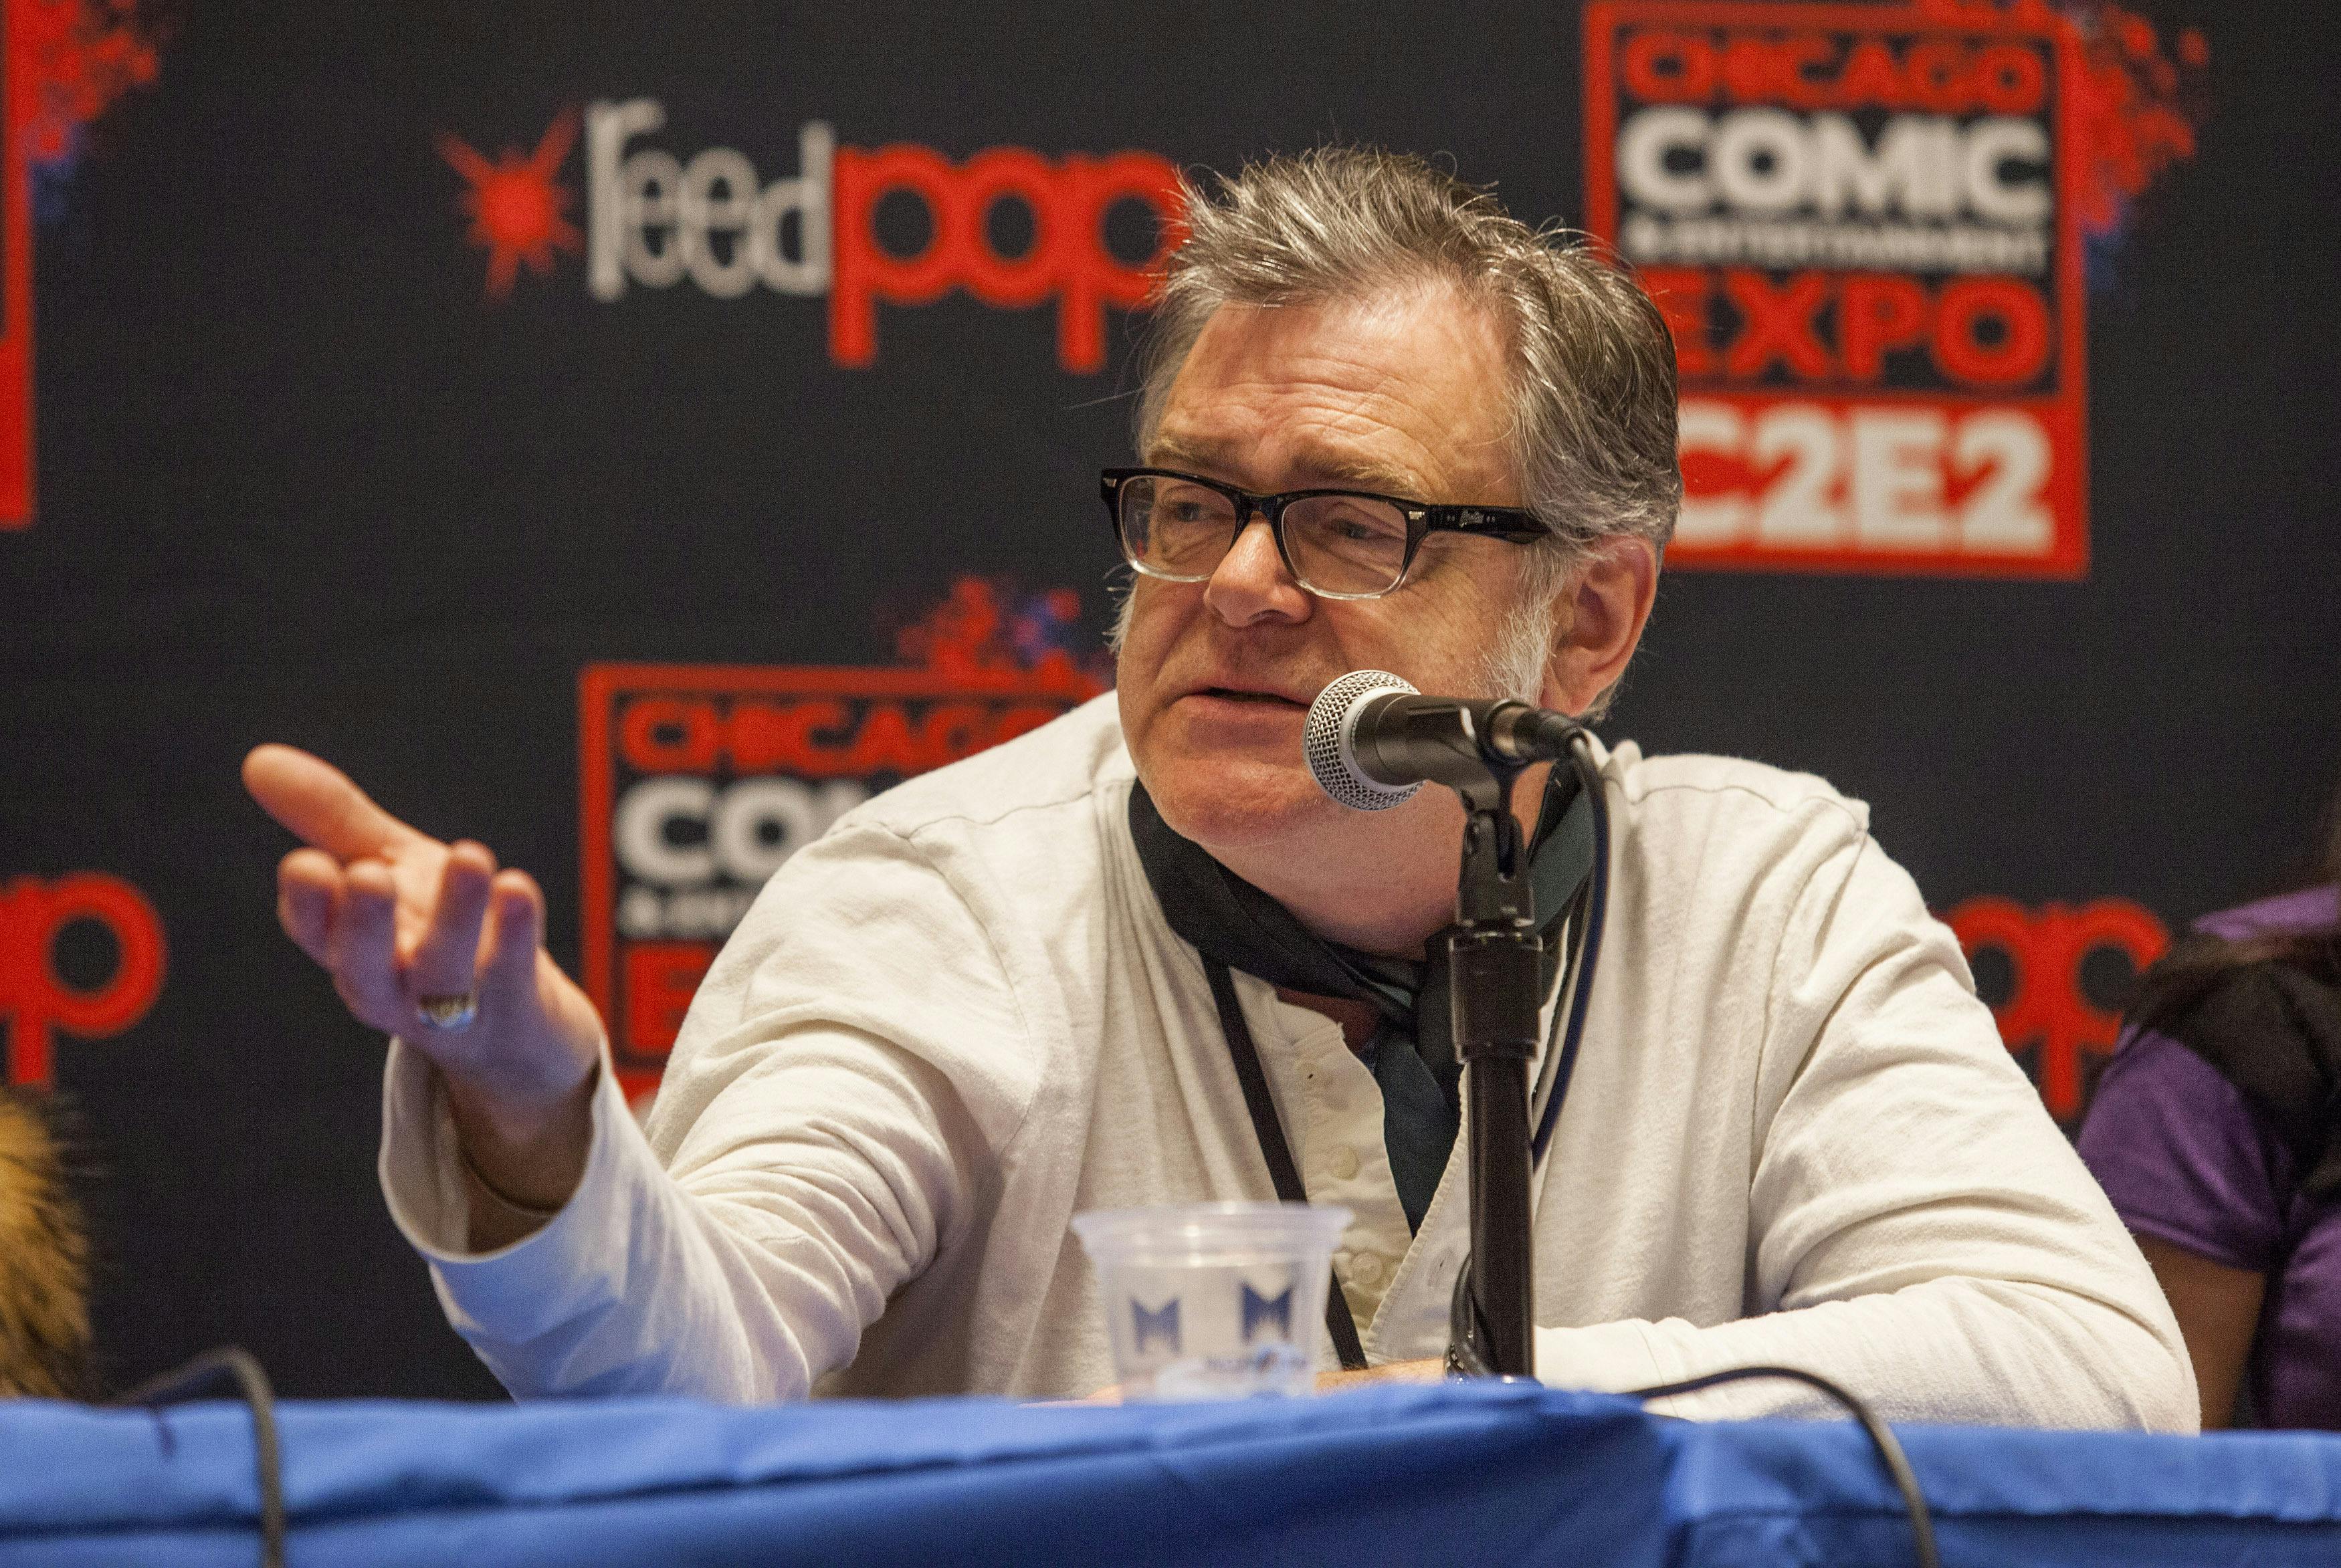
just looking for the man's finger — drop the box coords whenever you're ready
[403,842,497,1000]
[478,869,544,999]
[328,859,409,1032]
[277,849,341,966]
[243,744,433,862]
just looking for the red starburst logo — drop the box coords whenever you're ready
[437,108,583,300]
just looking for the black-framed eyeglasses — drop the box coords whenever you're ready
[1100,467,1550,601]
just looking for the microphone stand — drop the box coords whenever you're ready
[1327,683,1591,1377]
[1441,756,1540,1378]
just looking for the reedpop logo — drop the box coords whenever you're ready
[0,873,165,1087]
[1945,894,2168,1124]
[439,100,1185,372]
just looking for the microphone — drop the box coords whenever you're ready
[1304,670,1584,811]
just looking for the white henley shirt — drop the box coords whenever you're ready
[379,695,2194,1427]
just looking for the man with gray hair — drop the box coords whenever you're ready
[243,147,2193,1427]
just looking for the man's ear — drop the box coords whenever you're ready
[1539,536,1659,718]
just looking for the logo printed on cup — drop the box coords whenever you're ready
[1239,1283,1293,1343]
[1132,1299,1181,1356]
[1073,1202,1352,1401]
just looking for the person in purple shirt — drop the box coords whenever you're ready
[2079,779,2341,1430]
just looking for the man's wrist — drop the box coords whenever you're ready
[443,1064,598,1216]
[1313,1357,1448,1393]
[456,1138,566,1223]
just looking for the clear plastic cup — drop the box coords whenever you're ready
[1071,1201,1354,1400]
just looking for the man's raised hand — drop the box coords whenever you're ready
[242,744,603,1219]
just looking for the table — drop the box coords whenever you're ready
[3,1381,2338,1565]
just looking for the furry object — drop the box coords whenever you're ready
[0,1086,92,1398]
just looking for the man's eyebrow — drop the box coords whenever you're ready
[1146,435,1427,497]
[1144,434,1235,473]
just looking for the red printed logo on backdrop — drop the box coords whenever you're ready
[579,580,1108,1107]
[1946,894,2166,1124]
[435,108,583,300]
[0,872,165,1086]
[1583,1,2203,578]
[0,0,165,528]
[441,100,1184,373]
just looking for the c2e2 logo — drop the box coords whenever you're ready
[579,659,1100,1107]
[1585,0,2090,576]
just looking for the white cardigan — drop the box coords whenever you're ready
[381,695,2194,1428]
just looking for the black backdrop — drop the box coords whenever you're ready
[2,0,2334,1401]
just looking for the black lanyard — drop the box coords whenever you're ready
[1203,958,1371,1371]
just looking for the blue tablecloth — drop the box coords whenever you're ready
[3,1381,2338,1565]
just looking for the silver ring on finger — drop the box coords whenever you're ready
[415,992,480,1032]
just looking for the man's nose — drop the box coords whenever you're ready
[1203,517,1312,627]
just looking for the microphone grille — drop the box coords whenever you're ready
[1305,669,1421,812]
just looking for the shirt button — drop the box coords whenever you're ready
[1328,1146,1360,1181]
[1352,1253,1386,1286]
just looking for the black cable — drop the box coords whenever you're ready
[1524,868,1589,1138]
[1445,1257,1497,1378]
[110,1345,286,1568]
[1623,1365,1940,1568]
[1530,730,1609,1161]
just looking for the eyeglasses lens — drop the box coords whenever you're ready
[1116,475,1411,596]
[1284,495,1410,596]
[1119,475,1238,580]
